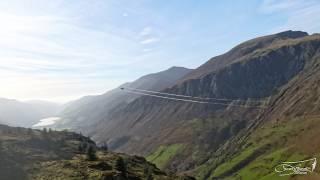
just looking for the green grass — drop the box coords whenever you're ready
[234,148,288,180]
[146,144,185,169]
[212,146,259,177]
[234,148,308,180]
[195,117,318,180]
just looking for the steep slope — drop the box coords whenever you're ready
[0,124,193,180]
[88,31,320,179]
[197,39,320,180]
[0,98,60,127]
[54,66,192,132]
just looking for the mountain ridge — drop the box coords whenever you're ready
[179,30,309,82]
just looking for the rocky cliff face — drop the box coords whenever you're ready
[180,30,308,81]
[171,44,308,100]
[88,31,320,178]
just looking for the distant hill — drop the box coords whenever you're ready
[53,66,192,132]
[0,124,193,180]
[0,98,61,127]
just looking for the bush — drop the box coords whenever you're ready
[86,145,97,161]
[115,157,127,178]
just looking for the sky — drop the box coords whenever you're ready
[0,0,320,103]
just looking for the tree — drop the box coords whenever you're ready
[43,128,47,133]
[144,166,154,180]
[78,142,85,153]
[100,142,108,151]
[115,157,127,178]
[86,145,97,161]
[42,128,49,139]
[27,128,33,135]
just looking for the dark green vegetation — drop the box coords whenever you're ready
[32,153,193,180]
[0,124,194,180]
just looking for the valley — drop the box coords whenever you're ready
[1,31,320,180]
[2,1,320,179]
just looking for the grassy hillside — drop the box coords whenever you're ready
[196,116,320,180]
[147,144,185,169]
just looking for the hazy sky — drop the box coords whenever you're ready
[1,0,320,103]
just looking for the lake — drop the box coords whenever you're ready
[32,117,61,127]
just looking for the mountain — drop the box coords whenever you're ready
[0,124,193,180]
[54,66,192,132]
[0,98,61,127]
[83,31,320,179]
[193,33,320,180]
